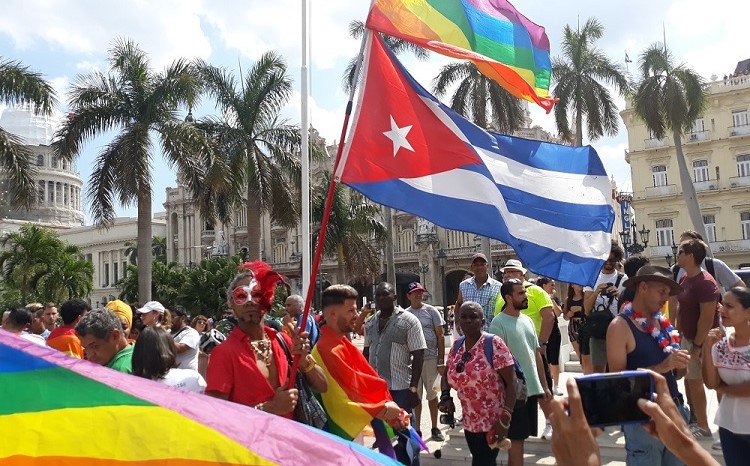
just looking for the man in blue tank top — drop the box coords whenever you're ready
[606,265,692,466]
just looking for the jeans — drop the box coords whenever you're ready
[464,430,499,466]
[622,404,689,466]
[719,427,750,466]
[390,389,420,466]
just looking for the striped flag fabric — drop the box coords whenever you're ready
[366,0,555,112]
[0,330,400,466]
[335,34,614,286]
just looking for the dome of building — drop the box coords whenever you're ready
[0,105,63,146]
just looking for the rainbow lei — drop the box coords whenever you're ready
[621,304,681,353]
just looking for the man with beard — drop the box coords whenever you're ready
[489,279,552,466]
[312,285,402,444]
[205,261,327,418]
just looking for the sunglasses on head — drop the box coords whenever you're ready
[455,350,472,374]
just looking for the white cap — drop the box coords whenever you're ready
[136,301,166,314]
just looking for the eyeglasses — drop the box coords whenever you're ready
[455,350,472,374]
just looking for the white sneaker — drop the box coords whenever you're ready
[553,386,563,396]
[542,423,553,440]
[711,439,722,450]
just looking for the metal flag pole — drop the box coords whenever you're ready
[301,0,311,300]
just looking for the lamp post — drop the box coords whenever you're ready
[619,220,650,256]
[665,242,679,267]
[437,248,448,322]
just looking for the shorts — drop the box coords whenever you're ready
[682,339,703,380]
[546,324,561,365]
[507,395,539,440]
[417,358,440,400]
[590,337,607,367]
[568,318,583,344]
[578,322,591,355]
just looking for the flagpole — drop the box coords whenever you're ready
[301,0,311,301]
[288,30,371,387]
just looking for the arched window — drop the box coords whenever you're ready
[36,154,44,166]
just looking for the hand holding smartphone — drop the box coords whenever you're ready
[574,370,654,428]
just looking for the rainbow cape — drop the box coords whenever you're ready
[366,0,555,112]
[0,330,400,466]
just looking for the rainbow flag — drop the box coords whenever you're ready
[366,0,555,112]
[0,329,400,466]
[311,326,391,440]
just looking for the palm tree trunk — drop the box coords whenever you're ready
[384,207,396,285]
[575,107,583,147]
[336,243,346,284]
[672,130,709,251]
[137,190,153,302]
[246,185,262,260]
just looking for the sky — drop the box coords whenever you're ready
[0,0,746,223]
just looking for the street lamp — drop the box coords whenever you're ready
[437,248,448,322]
[665,242,679,267]
[619,220,650,255]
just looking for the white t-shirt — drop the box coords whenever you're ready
[712,336,750,434]
[160,368,206,393]
[21,332,46,345]
[172,326,200,371]
[584,270,627,316]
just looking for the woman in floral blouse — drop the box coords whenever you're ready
[703,286,750,466]
[441,301,517,466]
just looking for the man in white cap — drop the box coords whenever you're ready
[405,281,445,440]
[494,258,556,439]
[455,253,502,332]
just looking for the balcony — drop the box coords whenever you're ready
[645,184,677,198]
[728,125,750,137]
[394,250,419,262]
[649,245,674,257]
[685,130,709,143]
[728,176,750,188]
[490,242,513,253]
[644,137,669,149]
[693,180,718,192]
[234,225,247,235]
[710,240,750,254]
[201,229,215,240]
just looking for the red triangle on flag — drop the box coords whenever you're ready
[338,33,482,184]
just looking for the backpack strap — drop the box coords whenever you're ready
[706,257,716,280]
[483,333,494,365]
[451,336,465,355]
[671,264,680,281]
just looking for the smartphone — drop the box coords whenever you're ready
[369,302,377,310]
[574,370,654,427]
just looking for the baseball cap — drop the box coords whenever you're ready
[407,282,427,294]
[500,259,527,275]
[136,301,166,314]
[471,253,488,264]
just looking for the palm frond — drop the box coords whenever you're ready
[0,58,56,114]
[0,128,38,208]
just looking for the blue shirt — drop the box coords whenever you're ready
[296,315,319,346]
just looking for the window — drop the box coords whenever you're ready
[693,160,709,182]
[652,165,668,187]
[36,154,44,166]
[655,219,674,246]
[47,181,54,203]
[732,110,748,128]
[122,261,128,278]
[703,215,716,243]
[103,263,110,287]
[738,154,750,178]
[113,263,119,284]
[742,212,750,240]
[37,181,44,205]
[692,118,705,133]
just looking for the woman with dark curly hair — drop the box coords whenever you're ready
[132,327,205,393]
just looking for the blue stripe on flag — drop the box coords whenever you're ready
[498,184,614,232]
[0,341,57,374]
[347,179,606,286]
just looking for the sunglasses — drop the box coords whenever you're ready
[231,279,260,306]
[455,350,472,374]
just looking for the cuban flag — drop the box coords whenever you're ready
[335,33,614,286]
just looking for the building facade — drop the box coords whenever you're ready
[621,66,750,268]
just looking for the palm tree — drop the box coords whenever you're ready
[117,261,185,305]
[551,18,630,146]
[0,224,67,303]
[124,235,168,265]
[312,172,386,283]
[178,256,241,316]
[53,39,206,303]
[37,251,94,303]
[0,57,55,208]
[196,53,303,260]
[433,62,527,133]
[343,21,429,93]
[633,44,707,237]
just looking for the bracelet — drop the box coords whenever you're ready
[501,405,514,416]
[300,355,317,373]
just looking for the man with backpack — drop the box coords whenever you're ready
[672,230,744,292]
[490,280,552,466]
[583,240,626,373]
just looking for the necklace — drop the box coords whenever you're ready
[622,303,681,353]
[249,335,272,366]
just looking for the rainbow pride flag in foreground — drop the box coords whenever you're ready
[366,0,555,112]
[0,330,399,466]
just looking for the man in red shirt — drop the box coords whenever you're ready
[205,261,327,418]
[47,299,89,359]
[675,238,719,438]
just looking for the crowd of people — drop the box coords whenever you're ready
[2,235,749,466]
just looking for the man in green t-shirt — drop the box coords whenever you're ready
[76,309,133,374]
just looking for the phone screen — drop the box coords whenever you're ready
[574,371,653,427]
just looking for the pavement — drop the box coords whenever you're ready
[349,330,726,465]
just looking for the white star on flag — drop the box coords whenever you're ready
[383,115,414,157]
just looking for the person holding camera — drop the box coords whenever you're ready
[440,301,517,466]
[607,266,691,466]
[583,240,626,373]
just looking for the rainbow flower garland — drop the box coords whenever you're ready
[621,304,681,353]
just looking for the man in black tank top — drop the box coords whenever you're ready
[606,266,692,466]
